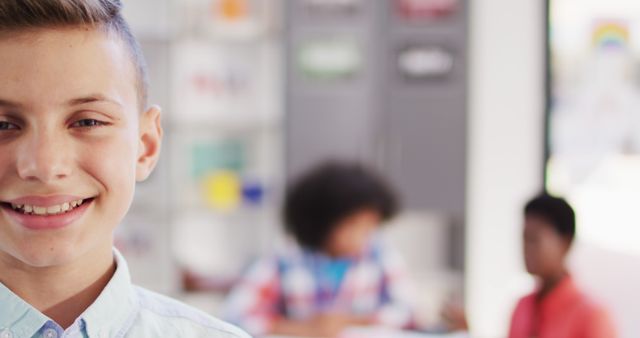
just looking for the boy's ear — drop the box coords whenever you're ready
[136,105,163,182]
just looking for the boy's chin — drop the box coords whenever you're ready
[12,242,104,269]
[14,247,77,268]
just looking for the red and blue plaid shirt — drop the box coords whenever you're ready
[223,237,415,336]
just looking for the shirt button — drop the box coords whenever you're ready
[0,329,13,338]
[42,328,57,338]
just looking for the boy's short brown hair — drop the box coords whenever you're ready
[0,0,148,109]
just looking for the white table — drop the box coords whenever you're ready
[267,326,469,338]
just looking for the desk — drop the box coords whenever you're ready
[268,327,468,338]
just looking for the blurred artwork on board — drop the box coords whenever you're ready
[397,44,454,81]
[172,40,262,124]
[298,38,363,80]
[303,0,363,16]
[550,20,640,184]
[395,0,459,21]
[547,0,640,254]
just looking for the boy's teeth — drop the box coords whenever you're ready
[47,205,62,214]
[33,206,47,215]
[7,199,87,215]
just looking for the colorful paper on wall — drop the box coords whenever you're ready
[397,45,454,80]
[202,170,242,211]
[190,140,245,180]
[172,41,254,122]
[241,179,265,205]
[206,0,270,39]
[396,0,459,20]
[298,39,362,80]
[214,0,249,21]
[303,0,362,16]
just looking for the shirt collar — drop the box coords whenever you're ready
[81,248,139,338]
[0,248,139,338]
[0,282,49,338]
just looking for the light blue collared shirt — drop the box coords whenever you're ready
[0,250,250,338]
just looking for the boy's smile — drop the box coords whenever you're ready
[1,195,95,230]
[0,28,161,268]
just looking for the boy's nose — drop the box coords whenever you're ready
[16,131,72,183]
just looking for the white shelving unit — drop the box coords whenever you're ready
[120,0,285,299]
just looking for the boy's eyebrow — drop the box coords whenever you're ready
[67,94,123,108]
[0,95,123,110]
[0,98,23,109]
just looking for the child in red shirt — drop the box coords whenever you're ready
[508,194,616,338]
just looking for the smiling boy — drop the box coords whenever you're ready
[0,1,249,337]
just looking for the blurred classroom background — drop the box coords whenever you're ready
[116,0,639,337]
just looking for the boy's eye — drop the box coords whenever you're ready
[70,119,107,128]
[0,121,19,130]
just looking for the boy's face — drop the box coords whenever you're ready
[522,215,570,279]
[325,209,380,259]
[0,28,161,268]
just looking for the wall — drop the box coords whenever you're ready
[466,0,545,336]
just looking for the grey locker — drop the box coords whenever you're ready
[285,0,468,216]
